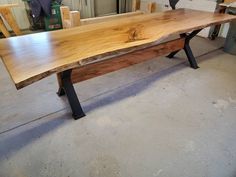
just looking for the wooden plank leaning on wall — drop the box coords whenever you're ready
[224,0,236,3]
[132,0,141,11]
[132,0,156,13]
[0,4,22,37]
[57,2,159,88]
[60,1,157,28]
[0,16,10,37]
[60,1,157,29]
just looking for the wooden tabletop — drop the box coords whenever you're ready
[0,9,236,89]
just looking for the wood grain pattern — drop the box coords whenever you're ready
[60,6,71,29]
[0,9,236,89]
[70,38,184,83]
[70,11,81,27]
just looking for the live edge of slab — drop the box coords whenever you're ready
[0,8,236,90]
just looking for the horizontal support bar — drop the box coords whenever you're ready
[70,38,185,84]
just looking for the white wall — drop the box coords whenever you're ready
[94,0,116,16]
[220,23,230,38]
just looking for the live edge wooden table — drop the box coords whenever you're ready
[0,9,235,119]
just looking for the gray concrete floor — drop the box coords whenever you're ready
[0,37,236,177]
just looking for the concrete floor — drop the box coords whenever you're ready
[0,37,236,177]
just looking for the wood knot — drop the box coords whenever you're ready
[126,25,146,43]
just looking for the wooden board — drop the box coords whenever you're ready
[224,0,236,3]
[0,7,22,36]
[0,9,236,89]
[132,0,141,11]
[80,11,144,25]
[0,4,18,9]
[147,2,156,13]
[0,16,10,37]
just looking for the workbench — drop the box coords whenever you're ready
[0,4,22,38]
[0,9,235,119]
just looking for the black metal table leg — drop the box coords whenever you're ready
[169,0,180,10]
[183,29,202,69]
[57,87,66,96]
[60,70,86,120]
[167,50,181,58]
[167,33,186,59]
[166,29,202,69]
[184,43,199,69]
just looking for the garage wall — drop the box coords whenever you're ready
[94,0,132,17]
[177,0,217,37]
[94,0,116,16]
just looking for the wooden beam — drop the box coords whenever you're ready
[147,2,156,13]
[0,16,10,37]
[61,9,143,28]
[0,8,21,35]
[80,11,144,25]
[132,0,141,11]
[70,11,81,27]
[60,6,71,29]
[70,38,185,84]
[60,7,143,28]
